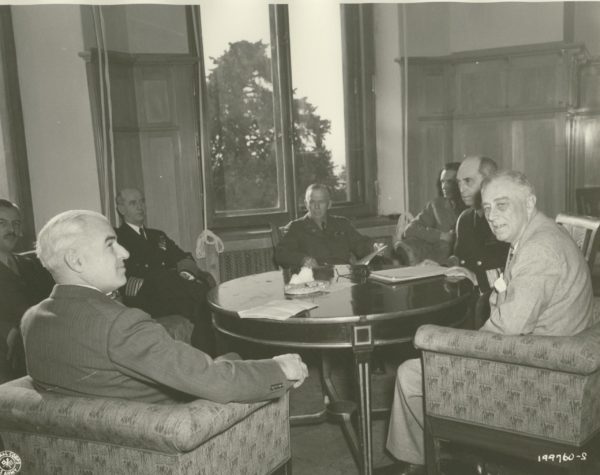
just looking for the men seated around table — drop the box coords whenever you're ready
[393,162,465,265]
[0,199,53,383]
[115,188,217,356]
[21,210,308,403]
[384,171,596,475]
[275,183,381,269]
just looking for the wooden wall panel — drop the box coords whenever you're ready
[113,131,143,192]
[454,60,507,114]
[417,64,450,116]
[511,116,566,216]
[140,133,182,245]
[574,116,600,188]
[408,121,451,214]
[134,61,202,252]
[453,118,511,170]
[109,64,138,129]
[579,63,600,110]
[136,66,175,126]
[405,43,585,218]
[507,54,566,109]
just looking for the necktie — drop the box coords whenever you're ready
[140,227,148,240]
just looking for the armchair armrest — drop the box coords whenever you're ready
[0,377,288,454]
[414,324,600,375]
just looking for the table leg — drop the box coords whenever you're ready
[353,324,374,475]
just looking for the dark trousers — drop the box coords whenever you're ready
[128,269,216,356]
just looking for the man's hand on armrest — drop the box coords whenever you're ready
[273,353,308,388]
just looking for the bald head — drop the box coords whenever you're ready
[116,188,146,226]
[457,156,498,207]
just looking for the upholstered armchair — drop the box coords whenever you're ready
[0,377,291,475]
[416,301,600,475]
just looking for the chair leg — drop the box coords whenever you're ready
[425,416,441,475]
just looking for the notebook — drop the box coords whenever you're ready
[368,265,447,284]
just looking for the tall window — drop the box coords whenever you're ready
[197,3,375,227]
[87,4,375,232]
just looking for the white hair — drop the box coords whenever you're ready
[36,210,107,273]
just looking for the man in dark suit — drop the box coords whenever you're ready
[22,210,308,404]
[450,156,510,294]
[0,199,53,382]
[115,188,216,355]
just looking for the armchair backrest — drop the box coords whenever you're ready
[555,213,600,270]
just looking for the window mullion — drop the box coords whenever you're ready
[271,5,297,220]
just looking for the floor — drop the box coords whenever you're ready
[286,348,600,475]
[286,347,409,475]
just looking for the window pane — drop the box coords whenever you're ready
[288,3,349,204]
[200,1,284,215]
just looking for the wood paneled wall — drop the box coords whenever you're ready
[403,42,589,218]
[108,53,204,252]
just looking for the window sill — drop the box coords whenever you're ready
[212,215,398,244]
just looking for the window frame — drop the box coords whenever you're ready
[195,4,377,229]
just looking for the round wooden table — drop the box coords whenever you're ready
[208,270,473,475]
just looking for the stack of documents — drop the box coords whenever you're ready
[369,265,447,284]
[238,299,318,320]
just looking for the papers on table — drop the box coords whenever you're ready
[238,299,317,320]
[369,265,447,284]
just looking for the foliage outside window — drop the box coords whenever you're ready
[197,3,376,228]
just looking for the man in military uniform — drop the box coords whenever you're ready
[0,199,53,382]
[115,188,216,355]
[274,184,376,269]
[450,156,509,294]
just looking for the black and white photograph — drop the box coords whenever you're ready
[1,1,600,474]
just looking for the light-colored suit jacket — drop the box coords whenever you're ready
[21,285,292,404]
[482,211,594,336]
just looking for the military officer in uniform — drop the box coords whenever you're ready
[274,184,378,269]
[115,188,216,355]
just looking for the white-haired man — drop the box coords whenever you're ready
[21,210,308,403]
[384,171,595,475]
[115,187,217,356]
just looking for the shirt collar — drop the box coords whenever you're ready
[126,222,142,234]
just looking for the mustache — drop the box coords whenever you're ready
[2,232,17,239]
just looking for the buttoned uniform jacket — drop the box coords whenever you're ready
[115,223,214,315]
[115,223,191,280]
[482,211,595,335]
[274,214,373,269]
[115,223,217,354]
[453,207,510,292]
[0,253,54,381]
[21,285,292,404]
[395,196,463,264]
